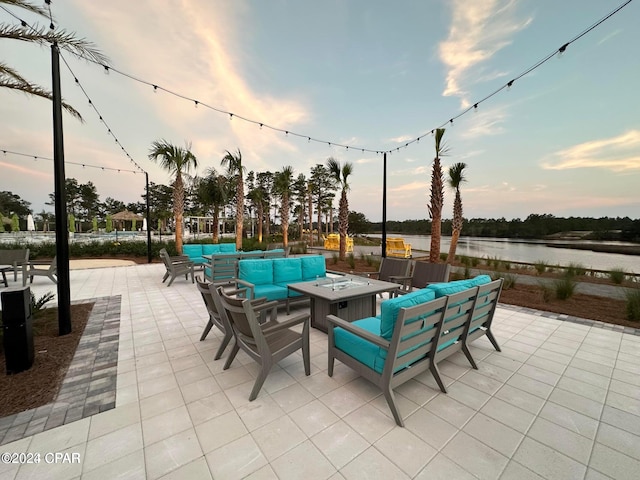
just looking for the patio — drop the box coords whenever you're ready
[1,262,639,479]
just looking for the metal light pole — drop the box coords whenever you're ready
[382,152,387,258]
[51,42,71,335]
[146,172,152,263]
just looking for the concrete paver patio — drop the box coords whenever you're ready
[1,262,639,479]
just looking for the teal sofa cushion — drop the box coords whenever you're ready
[427,275,492,298]
[273,258,302,284]
[254,284,289,301]
[379,289,436,340]
[300,255,326,281]
[239,259,274,285]
[334,317,386,373]
[220,244,236,253]
[183,245,205,264]
[202,244,221,256]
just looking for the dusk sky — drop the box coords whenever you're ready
[2,0,639,222]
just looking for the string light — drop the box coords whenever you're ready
[0,148,139,174]
[2,0,632,157]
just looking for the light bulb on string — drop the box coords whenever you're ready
[557,43,568,58]
[473,103,478,113]
[103,66,109,75]
[507,80,514,90]
[153,85,158,93]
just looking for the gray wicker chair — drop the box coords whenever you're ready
[196,278,234,360]
[159,248,194,286]
[217,286,311,401]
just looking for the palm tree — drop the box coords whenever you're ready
[1,0,109,120]
[197,168,227,243]
[292,173,307,240]
[148,140,198,254]
[221,149,245,250]
[428,128,449,263]
[327,157,354,261]
[274,166,294,247]
[447,162,467,264]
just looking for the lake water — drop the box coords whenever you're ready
[372,234,640,274]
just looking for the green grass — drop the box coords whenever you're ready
[554,276,576,300]
[566,262,587,277]
[492,273,516,290]
[534,260,548,275]
[609,267,626,284]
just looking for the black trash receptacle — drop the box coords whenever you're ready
[1,286,34,374]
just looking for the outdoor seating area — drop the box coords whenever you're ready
[1,261,639,480]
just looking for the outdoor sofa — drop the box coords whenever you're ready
[203,249,286,282]
[182,243,237,266]
[236,255,327,312]
[327,274,503,426]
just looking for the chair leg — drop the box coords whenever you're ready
[162,272,169,283]
[249,363,272,401]
[214,331,233,361]
[485,330,501,352]
[167,274,175,287]
[302,323,310,376]
[461,343,478,370]
[223,343,240,370]
[199,320,214,341]
[382,385,404,427]
[430,362,447,393]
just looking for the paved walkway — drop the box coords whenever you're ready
[0,263,638,479]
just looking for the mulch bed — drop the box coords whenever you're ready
[0,303,93,417]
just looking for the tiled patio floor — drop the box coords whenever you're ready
[1,263,639,479]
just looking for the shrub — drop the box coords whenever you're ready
[566,262,586,277]
[491,273,516,289]
[347,253,356,269]
[609,267,626,284]
[31,291,55,317]
[331,253,339,265]
[440,253,448,262]
[503,261,511,271]
[554,277,576,300]
[471,257,480,267]
[539,282,553,302]
[459,255,471,267]
[464,266,470,279]
[534,260,548,274]
[626,289,640,321]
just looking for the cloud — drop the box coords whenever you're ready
[542,130,640,172]
[459,106,509,139]
[388,134,414,143]
[438,0,532,106]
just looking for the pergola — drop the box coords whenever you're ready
[111,210,143,231]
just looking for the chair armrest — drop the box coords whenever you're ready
[262,312,310,334]
[235,279,255,299]
[28,259,52,266]
[326,315,390,349]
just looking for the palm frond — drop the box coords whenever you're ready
[0,76,82,120]
[1,0,48,17]
[0,24,110,65]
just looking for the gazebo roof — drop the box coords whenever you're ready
[111,210,143,221]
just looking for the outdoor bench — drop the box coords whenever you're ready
[386,237,412,258]
[203,249,286,282]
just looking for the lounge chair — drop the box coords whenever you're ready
[24,256,58,285]
[217,286,311,401]
[159,248,194,286]
[196,278,234,360]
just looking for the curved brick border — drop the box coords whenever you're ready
[0,295,121,445]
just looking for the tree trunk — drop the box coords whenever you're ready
[257,203,264,243]
[338,190,348,261]
[282,193,289,247]
[235,177,244,250]
[308,189,313,246]
[448,229,460,264]
[174,175,184,254]
[212,205,220,243]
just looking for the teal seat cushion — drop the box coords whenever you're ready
[239,259,274,285]
[334,317,386,374]
[273,258,302,284]
[300,255,327,281]
[202,244,222,255]
[379,289,436,340]
[254,284,289,301]
[427,275,492,298]
[220,244,237,253]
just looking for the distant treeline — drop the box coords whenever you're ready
[368,214,640,243]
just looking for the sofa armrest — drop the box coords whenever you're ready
[326,315,390,349]
[235,279,255,299]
